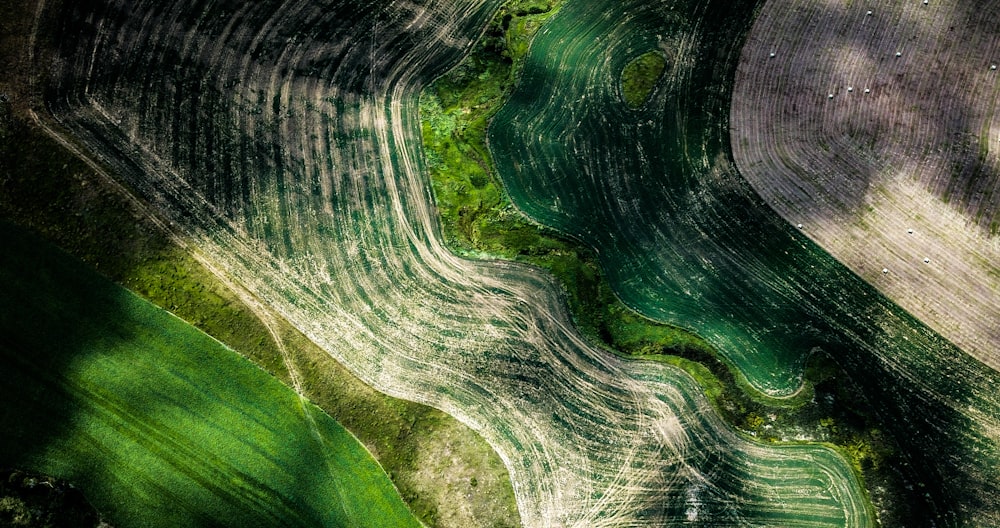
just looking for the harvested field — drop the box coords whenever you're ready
[731,0,1000,368]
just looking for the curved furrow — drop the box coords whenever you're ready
[730,7,1000,520]
[489,0,1000,524]
[732,0,999,367]
[32,0,877,525]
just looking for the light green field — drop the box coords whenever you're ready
[0,222,422,528]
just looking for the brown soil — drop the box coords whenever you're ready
[732,0,1000,369]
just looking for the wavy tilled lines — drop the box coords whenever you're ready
[731,0,1000,367]
[731,2,1000,519]
[43,0,869,525]
[490,0,999,523]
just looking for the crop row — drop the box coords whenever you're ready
[37,0,874,525]
[731,0,1000,370]
[490,0,1000,524]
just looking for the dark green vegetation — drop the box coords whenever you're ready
[620,50,668,109]
[488,0,1000,524]
[0,222,423,528]
[422,0,730,398]
[0,469,104,528]
[422,0,883,473]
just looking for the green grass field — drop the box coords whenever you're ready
[0,222,422,528]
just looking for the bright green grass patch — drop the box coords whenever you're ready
[0,223,422,528]
[421,0,564,262]
[620,50,667,108]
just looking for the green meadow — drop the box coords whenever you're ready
[0,222,422,528]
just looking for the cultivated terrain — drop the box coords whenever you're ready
[0,0,997,526]
[732,0,999,368]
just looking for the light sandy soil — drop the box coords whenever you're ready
[732,0,999,369]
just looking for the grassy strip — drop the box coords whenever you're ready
[421,0,887,478]
[0,222,423,528]
[0,2,519,522]
[620,50,667,108]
